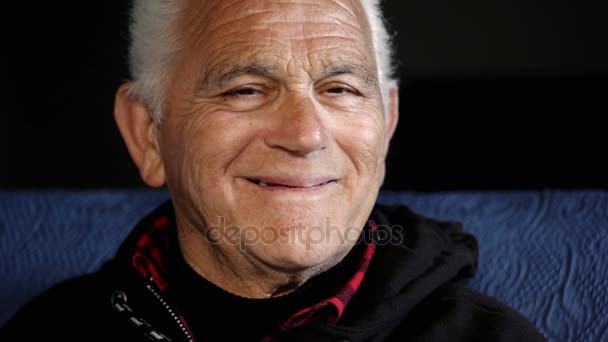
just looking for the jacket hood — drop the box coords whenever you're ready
[282,204,479,340]
[110,202,479,341]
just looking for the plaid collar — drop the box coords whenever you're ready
[131,205,377,340]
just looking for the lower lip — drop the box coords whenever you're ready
[244,179,337,192]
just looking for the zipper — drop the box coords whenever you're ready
[111,290,174,341]
[145,278,195,342]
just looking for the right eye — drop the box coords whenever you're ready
[218,84,270,111]
[223,87,261,97]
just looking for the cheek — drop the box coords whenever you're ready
[334,114,387,178]
[163,113,256,192]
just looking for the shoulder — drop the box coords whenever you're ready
[401,283,546,341]
[0,267,117,340]
[371,204,478,276]
[371,203,465,233]
[370,204,544,341]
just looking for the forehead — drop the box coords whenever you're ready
[176,0,375,74]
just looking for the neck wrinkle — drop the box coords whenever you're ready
[175,215,324,299]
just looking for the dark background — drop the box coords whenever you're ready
[1,0,606,190]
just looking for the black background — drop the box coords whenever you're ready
[1,0,606,190]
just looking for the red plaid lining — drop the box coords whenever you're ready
[131,211,377,340]
[267,220,378,337]
[132,216,172,291]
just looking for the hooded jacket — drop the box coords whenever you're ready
[0,202,545,341]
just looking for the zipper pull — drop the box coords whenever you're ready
[111,290,133,314]
[111,290,174,342]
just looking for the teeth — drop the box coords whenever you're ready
[259,181,268,187]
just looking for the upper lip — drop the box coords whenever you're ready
[244,176,338,188]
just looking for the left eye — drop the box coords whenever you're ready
[223,87,260,97]
[326,87,358,95]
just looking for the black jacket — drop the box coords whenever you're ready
[0,203,545,341]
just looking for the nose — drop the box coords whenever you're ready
[264,94,328,156]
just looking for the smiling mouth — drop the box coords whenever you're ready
[246,178,336,189]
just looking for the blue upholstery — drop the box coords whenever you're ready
[1,190,607,341]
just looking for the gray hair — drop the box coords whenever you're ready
[127,0,397,123]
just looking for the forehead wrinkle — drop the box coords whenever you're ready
[199,39,289,89]
[258,0,359,22]
[178,0,379,89]
[321,63,379,87]
[328,0,362,18]
[303,41,376,72]
[179,1,276,54]
[199,41,377,89]
[199,10,276,42]
[252,12,365,40]
[186,0,366,42]
[298,35,369,47]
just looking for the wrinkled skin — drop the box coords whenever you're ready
[115,0,398,297]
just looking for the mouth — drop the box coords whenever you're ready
[245,178,337,189]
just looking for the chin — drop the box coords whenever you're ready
[237,207,365,274]
[250,242,345,274]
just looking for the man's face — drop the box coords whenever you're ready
[158,0,397,271]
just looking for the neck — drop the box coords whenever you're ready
[175,217,339,298]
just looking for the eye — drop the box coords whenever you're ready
[324,85,360,96]
[219,85,269,110]
[223,86,261,97]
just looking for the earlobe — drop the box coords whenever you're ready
[114,83,166,187]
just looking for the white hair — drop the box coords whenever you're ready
[360,0,399,99]
[127,0,397,122]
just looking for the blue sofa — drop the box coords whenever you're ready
[1,190,607,341]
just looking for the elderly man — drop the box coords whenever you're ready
[2,0,544,341]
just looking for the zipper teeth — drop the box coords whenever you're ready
[146,280,194,342]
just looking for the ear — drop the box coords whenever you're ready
[114,83,166,187]
[384,85,400,153]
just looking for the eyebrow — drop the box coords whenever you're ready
[320,64,379,87]
[200,62,379,90]
[201,63,275,90]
